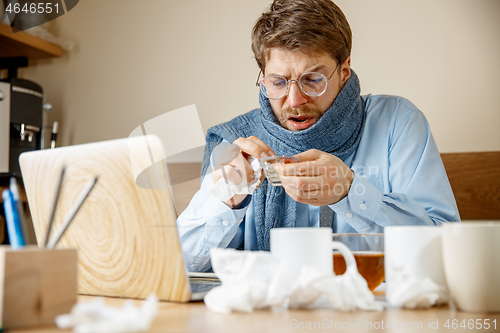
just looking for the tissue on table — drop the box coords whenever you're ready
[209,156,263,202]
[204,248,280,314]
[55,294,158,333]
[386,264,449,309]
[287,265,383,311]
[204,248,382,313]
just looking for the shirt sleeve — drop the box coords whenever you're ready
[330,106,460,232]
[176,143,250,272]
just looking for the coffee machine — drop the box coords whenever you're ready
[0,57,43,177]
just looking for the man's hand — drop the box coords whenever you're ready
[211,136,274,208]
[274,149,354,206]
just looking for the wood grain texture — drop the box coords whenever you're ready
[0,246,77,329]
[441,152,500,220]
[19,136,191,302]
[7,294,500,333]
[0,23,63,58]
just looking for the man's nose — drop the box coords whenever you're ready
[285,81,308,109]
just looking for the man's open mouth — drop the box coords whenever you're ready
[287,115,317,130]
[289,116,313,123]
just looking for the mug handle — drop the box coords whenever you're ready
[331,241,356,269]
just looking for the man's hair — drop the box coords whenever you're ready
[251,0,352,72]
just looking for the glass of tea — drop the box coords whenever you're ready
[332,233,384,291]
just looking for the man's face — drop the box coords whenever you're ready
[263,48,350,131]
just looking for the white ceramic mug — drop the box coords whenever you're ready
[385,226,449,303]
[270,227,355,294]
[442,222,500,313]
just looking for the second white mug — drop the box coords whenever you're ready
[385,225,449,307]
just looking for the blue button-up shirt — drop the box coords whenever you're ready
[176,94,460,272]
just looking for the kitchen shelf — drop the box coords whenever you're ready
[0,23,63,59]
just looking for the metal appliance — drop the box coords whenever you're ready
[0,57,43,177]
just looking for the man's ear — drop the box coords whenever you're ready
[340,57,351,85]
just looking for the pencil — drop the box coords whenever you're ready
[44,167,66,247]
[2,189,25,249]
[47,176,99,249]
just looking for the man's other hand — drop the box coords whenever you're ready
[211,136,274,208]
[274,149,354,206]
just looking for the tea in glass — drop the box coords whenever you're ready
[332,233,385,291]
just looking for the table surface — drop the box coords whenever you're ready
[8,293,500,333]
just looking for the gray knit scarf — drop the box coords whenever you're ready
[201,70,365,251]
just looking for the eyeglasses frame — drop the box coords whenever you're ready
[255,62,341,100]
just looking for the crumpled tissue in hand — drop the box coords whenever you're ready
[55,294,158,333]
[209,156,262,202]
[386,264,449,309]
[204,248,382,314]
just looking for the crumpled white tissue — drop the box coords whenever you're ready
[286,266,383,311]
[209,156,263,202]
[386,264,449,309]
[204,248,280,314]
[55,294,158,333]
[204,248,382,314]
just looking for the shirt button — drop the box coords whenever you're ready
[346,212,353,218]
[238,218,243,223]
[360,204,366,211]
[222,220,229,226]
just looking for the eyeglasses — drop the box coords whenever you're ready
[256,62,340,100]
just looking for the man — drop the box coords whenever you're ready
[177,0,460,272]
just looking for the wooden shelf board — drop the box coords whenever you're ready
[0,23,63,58]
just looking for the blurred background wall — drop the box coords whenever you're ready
[21,0,500,162]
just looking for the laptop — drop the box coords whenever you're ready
[19,135,219,302]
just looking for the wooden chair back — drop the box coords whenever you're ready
[168,151,500,220]
[440,152,500,220]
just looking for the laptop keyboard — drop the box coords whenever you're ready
[190,282,219,293]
